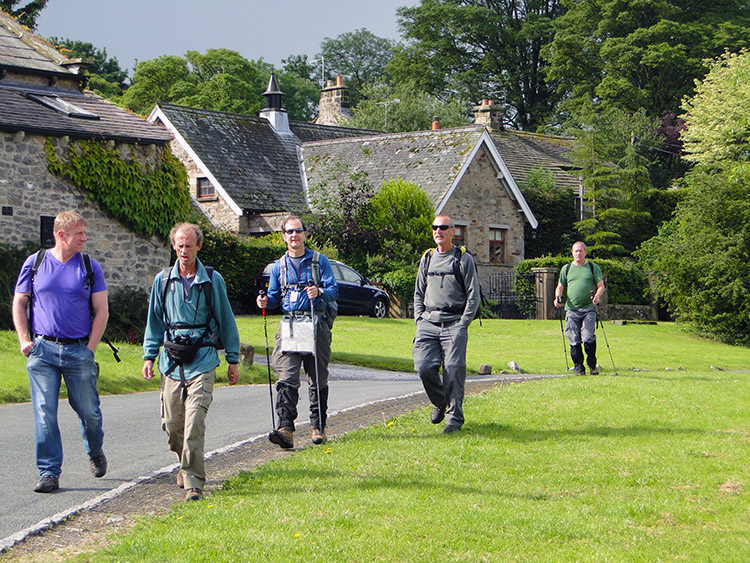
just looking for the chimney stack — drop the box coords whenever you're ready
[473,98,504,131]
[432,116,440,130]
[317,75,352,126]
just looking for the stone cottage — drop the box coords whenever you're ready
[0,12,174,291]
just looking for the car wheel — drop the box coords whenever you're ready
[371,297,388,318]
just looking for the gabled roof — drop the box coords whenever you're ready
[301,125,539,228]
[150,103,379,215]
[0,12,172,144]
[489,131,580,191]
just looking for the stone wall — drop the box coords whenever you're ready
[0,132,171,292]
[169,140,241,232]
[441,145,526,288]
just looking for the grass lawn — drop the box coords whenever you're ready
[4,317,744,561]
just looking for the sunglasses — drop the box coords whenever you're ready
[284,228,305,234]
[432,224,453,231]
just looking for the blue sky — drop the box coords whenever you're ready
[37,0,411,75]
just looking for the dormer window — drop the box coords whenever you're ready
[197,177,215,199]
[26,93,99,119]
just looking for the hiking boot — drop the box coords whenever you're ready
[34,474,59,493]
[589,365,599,375]
[89,452,107,478]
[176,470,184,489]
[573,364,585,375]
[269,427,294,449]
[311,427,326,445]
[443,425,461,434]
[185,488,203,502]
[430,405,446,424]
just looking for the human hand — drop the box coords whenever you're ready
[142,360,155,380]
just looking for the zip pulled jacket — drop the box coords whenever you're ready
[143,258,240,380]
[265,248,338,314]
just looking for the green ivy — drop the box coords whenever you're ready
[46,139,191,239]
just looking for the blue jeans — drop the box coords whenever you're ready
[27,337,104,477]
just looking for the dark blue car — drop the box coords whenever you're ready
[254,260,390,318]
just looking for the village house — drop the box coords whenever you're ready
[153,75,579,289]
[0,12,173,291]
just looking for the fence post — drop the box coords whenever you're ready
[532,267,559,320]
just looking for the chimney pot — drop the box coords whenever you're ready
[326,80,334,88]
[432,116,440,130]
[336,75,344,86]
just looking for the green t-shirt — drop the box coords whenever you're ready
[559,261,603,310]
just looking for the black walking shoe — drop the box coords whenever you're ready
[89,452,107,478]
[573,364,585,375]
[430,406,446,424]
[442,425,461,434]
[269,427,294,449]
[34,474,59,493]
[589,365,599,375]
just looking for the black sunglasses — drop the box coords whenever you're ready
[284,227,305,234]
[432,224,453,231]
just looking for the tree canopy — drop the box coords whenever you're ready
[546,0,750,119]
[317,28,396,106]
[391,0,565,131]
[120,49,318,120]
[1,0,46,29]
[47,37,129,98]
[637,49,750,345]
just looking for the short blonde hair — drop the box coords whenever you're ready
[170,222,203,245]
[54,210,85,234]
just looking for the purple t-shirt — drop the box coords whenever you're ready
[15,251,107,339]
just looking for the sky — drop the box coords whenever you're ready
[36,0,413,76]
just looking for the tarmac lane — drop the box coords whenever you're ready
[0,363,427,549]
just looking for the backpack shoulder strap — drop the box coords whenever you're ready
[420,248,434,278]
[31,248,47,281]
[280,254,288,289]
[452,246,468,292]
[311,251,321,286]
[82,253,94,289]
[203,266,214,311]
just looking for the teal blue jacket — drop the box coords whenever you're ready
[143,259,240,380]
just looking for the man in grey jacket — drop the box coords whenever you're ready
[413,215,480,433]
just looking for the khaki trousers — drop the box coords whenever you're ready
[161,369,215,490]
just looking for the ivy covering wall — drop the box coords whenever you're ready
[45,139,191,239]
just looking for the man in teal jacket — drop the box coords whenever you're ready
[142,223,240,501]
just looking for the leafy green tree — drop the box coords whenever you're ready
[569,107,667,257]
[519,167,576,258]
[121,50,318,119]
[47,38,129,98]
[546,0,750,119]
[1,0,46,29]
[305,169,376,273]
[637,49,750,345]
[363,179,434,273]
[392,0,566,130]
[317,28,396,106]
[680,49,750,167]
[348,82,469,133]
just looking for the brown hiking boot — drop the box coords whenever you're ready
[311,427,326,445]
[185,488,203,502]
[269,426,294,449]
[176,470,184,489]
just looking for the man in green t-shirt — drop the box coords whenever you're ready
[554,241,605,375]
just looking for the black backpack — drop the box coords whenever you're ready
[29,249,120,362]
[420,246,487,324]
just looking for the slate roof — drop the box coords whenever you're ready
[154,103,379,213]
[489,131,580,191]
[302,126,488,210]
[0,13,173,144]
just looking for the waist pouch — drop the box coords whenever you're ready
[281,312,315,354]
[164,336,202,365]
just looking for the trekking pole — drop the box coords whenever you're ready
[307,280,324,432]
[556,299,569,373]
[258,290,276,428]
[592,291,618,376]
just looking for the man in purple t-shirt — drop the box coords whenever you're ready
[12,210,110,493]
